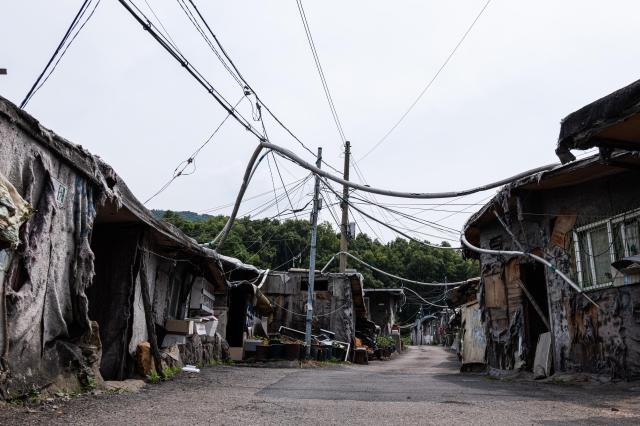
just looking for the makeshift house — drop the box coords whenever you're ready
[463,78,640,379]
[410,310,454,346]
[446,278,486,371]
[0,95,261,398]
[411,314,436,345]
[260,269,368,344]
[363,288,404,336]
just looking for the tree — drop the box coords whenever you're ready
[160,210,479,322]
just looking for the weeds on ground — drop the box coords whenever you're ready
[376,336,394,347]
[146,371,161,384]
[54,388,78,399]
[27,386,40,403]
[82,376,97,392]
[318,357,349,367]
[147,366,182,384]
[162,366,181,379]
[400,335,411,347]
[6,385,43,406]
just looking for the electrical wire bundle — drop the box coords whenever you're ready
[21,0,102,108]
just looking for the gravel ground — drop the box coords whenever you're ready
[1,346,639,425]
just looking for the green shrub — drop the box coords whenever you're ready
[146,371,161,384]
[376,335,394,348]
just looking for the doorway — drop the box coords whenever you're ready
[519,262,550,369]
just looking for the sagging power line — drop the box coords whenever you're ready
[21,0,102,108]
[359,0,492,161]
[210,139,560,248]
[295,0,347,144]
[322,251,479,288]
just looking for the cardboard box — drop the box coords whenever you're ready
[204,318,219,337]
[165,319,194,335]
[195,322,207,336]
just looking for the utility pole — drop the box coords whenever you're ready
[339,141,351,272]
[305,147,322,357]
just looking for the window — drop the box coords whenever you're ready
[573,208,640,290]
[489,236,503,250]
[300,278,328,292]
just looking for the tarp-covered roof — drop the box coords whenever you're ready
[0,95,261,287]
[557,78,640,163]
[462,151,640,255]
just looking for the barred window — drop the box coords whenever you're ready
[573,208,640,290]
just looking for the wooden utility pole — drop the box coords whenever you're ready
[305,147,322,357]
[339,141,351,272]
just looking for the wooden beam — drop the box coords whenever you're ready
[136,237,164,378]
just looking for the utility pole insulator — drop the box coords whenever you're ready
[339,141,351,272]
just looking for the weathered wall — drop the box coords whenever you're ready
[366,293,397,335]
[0,110,101,396]
[473,170,640,378]
[461,301,487,367]
[0,97,229,397]
[262,272,356,343]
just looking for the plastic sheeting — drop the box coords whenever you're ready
[0,172,32,249]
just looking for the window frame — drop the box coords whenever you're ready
[573,208,640,290]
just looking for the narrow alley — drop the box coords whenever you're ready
[4,346,639,425]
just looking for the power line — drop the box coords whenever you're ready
[349,157,393,239]
[264,141,559,200]
[183,0,343,175]
[349,193,461,236]
[144,96,244,205]
[21,0,101,108]
[295,0,346,144]
[143,0,181,53]
[272,153,299,220]
[201,175,308,214]
[117,0,265,141]
[359,0,492,161]
[402,286,448,308]
[323,251,476,289]
[322,179,461,249]
[176,0,244,88]
[213,140,560,247]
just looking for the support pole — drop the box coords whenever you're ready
[137,242,164,378]
[339,141,350,272]
[305,147,322,357]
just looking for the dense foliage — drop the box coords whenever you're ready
[159,210,478,291]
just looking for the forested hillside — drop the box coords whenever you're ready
[159,211,478,294]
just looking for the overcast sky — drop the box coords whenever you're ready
[2,0,640,244]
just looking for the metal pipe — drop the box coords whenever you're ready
[460,234,599,308]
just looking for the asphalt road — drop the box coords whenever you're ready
[2,346,640,425]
